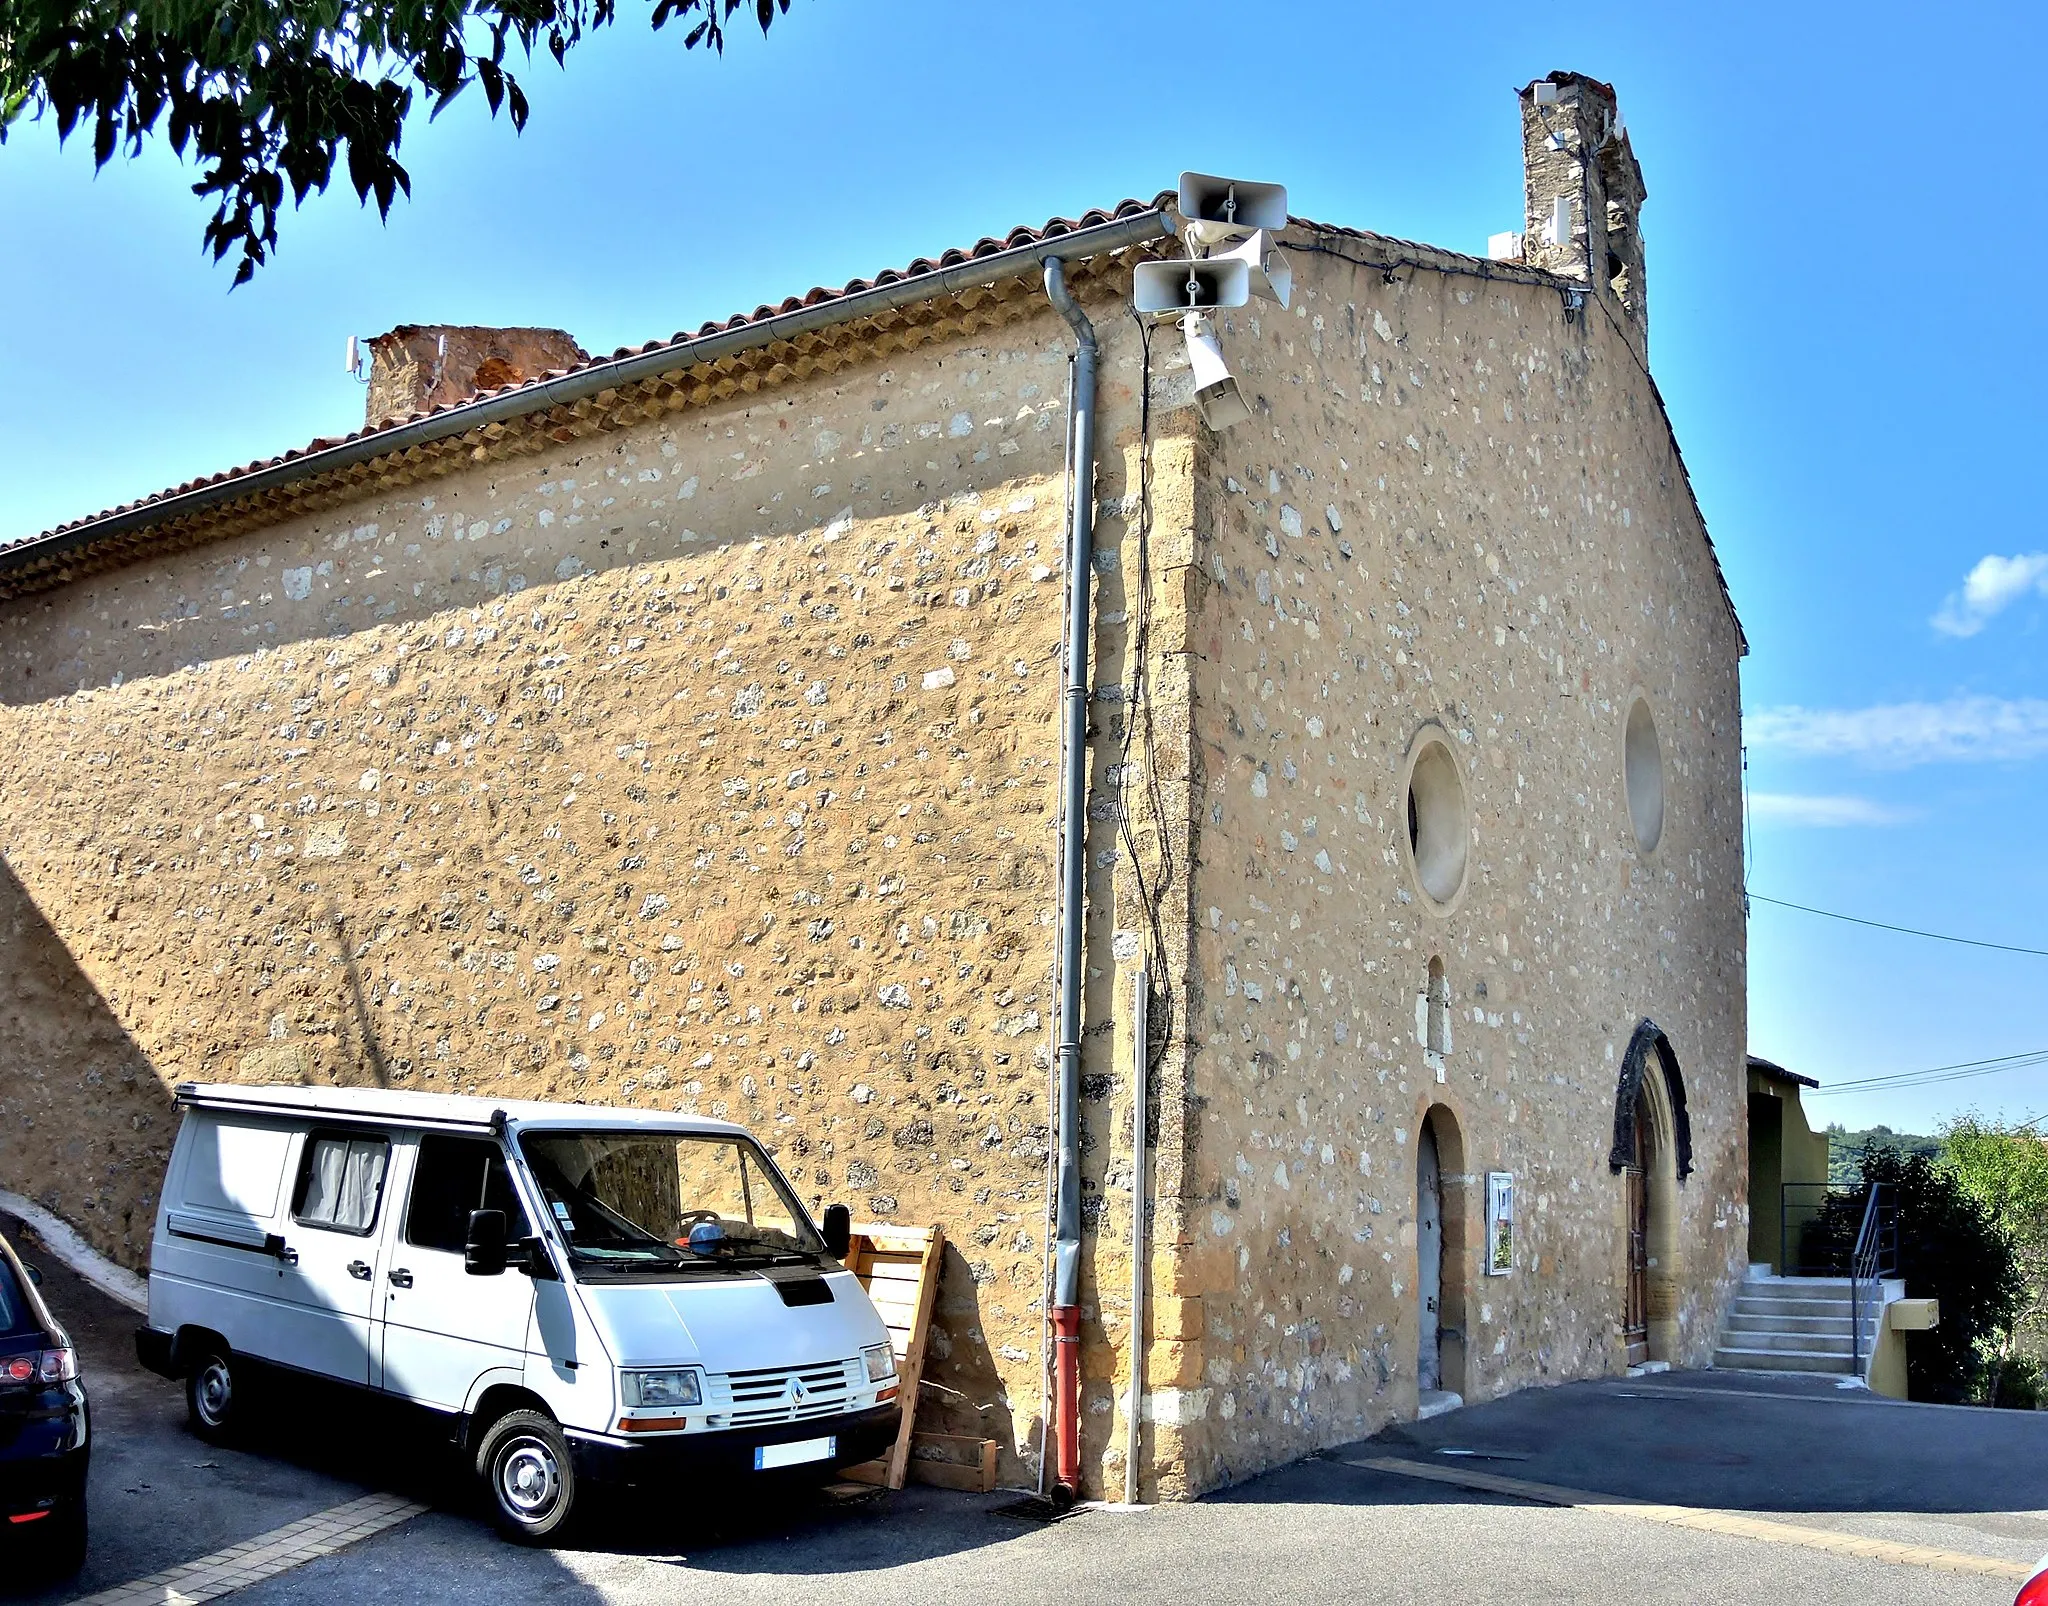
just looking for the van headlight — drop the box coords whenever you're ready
[862,1343,896,1383]
[620,1368,702,1408]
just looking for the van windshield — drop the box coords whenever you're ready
[516,1131,826,1277]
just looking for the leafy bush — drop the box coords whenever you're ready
[1804,1141,2025,1403]
[1989,1355,2042,1411]
[1943,1116,2048,1406]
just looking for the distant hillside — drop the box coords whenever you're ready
[1827,1124,1944,1185]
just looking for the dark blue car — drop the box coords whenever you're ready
[0,1229,88,1577]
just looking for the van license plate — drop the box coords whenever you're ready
[755,1435,835,1471]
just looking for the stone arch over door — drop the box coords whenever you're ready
[1417,1103,1470,1402]
[1607,1021,1688,1363]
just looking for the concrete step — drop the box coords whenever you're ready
[1712,1345,1857,1375]
[1737,1283,1859,1301]
[1723,1312,1874,1336]
[1725,1323,1874,1348]
[1728,1302,1875,1327]
[1744,1276,1856,1291]
[1718,1328,1860,1356]
[1729,1296,1861,1319]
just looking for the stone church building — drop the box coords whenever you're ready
[0,72,1746,1498]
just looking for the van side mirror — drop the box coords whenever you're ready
[465,1209,509,1276]
[23,1262,43,1287]
[822,1204,851,1260]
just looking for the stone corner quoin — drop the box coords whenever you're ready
[0,160,1746,1507]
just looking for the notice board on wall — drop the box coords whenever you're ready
[1486,1172,1515,1275]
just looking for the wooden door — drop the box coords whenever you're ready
[1418,1123,1442,1392]
[1622,1099,1650,1366]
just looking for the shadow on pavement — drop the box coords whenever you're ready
[0,1209,1025,1599]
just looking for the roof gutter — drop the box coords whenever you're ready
[1,205,1176,579]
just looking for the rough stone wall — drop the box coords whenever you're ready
[0,292,1184,1494]
[1166,232,1748,1490]
[0,223,1747,1503]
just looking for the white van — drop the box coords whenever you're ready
[136,1083,901,1539]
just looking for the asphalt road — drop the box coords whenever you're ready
[5,1208,2043,1605]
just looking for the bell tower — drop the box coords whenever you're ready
[1518,73,1650,364]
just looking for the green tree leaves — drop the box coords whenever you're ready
[1805,1141,2026,1403]
[0,0,793,285]
[1942,1115,2048,1395]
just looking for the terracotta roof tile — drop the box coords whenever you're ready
[12,196,1169,550]
[3,194,1740,654]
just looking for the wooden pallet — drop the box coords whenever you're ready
[898,1431,1000,1493]
[838,1222,967,1491]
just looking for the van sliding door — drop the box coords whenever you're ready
[273,1129,391,1385]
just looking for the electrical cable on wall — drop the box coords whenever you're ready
[1291,238,1591,325]
[1741,744,1755,894]
[1114,309,1178,1070]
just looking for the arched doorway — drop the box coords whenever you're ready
[1417,1104,1468,1404]
[1622,1086,1653,1365]
[1609,1022,1689,1365]
[1419,1121,1443,1389]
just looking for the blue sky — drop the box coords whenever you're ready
[2,0,2043,1134]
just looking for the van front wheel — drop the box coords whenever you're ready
[477,1409,577,1543]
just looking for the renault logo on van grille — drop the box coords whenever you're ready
[723,1359,857,1426]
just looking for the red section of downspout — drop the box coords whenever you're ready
[1053,1302,1082,1498]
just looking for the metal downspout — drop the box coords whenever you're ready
[1043,255,1095,1505]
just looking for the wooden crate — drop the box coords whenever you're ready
[902,1431,1000,1494]
[838,1223,963,1491]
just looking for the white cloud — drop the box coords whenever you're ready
[1932,552,2048,637]
[1747,696,2048,766]
[1746,793,1917,828]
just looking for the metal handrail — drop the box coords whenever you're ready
[1780,1181,1839,1276]
[1849,1183,1898,1374]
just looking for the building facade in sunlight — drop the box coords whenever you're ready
[0,72,1746,1497]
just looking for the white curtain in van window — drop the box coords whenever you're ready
[303,1137,386,1231]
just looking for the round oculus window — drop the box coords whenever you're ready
[1405,738,1469,906]
[1624,697,1665,853]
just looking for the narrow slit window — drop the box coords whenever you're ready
[1426,957,1451,1057]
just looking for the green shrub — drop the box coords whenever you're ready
[1805,1141,2025,1403]
[1989,1355,2043,1411]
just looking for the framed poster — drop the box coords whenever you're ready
[1485,1172,1515,1275]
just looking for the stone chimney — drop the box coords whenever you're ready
[1516,73,1649,362]
[363,324,589,431]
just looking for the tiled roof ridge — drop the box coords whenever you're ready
[1289,216,1572,285]
[8,193,1174,553]
[2,193,1741,656]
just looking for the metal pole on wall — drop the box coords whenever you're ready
[1126,968,1149,1507]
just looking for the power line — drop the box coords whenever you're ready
[1825,1048,2048,1086]
[1815,1052,2048,1093]
[1806,1048,2048,1096]
[1749,892,2048,959]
